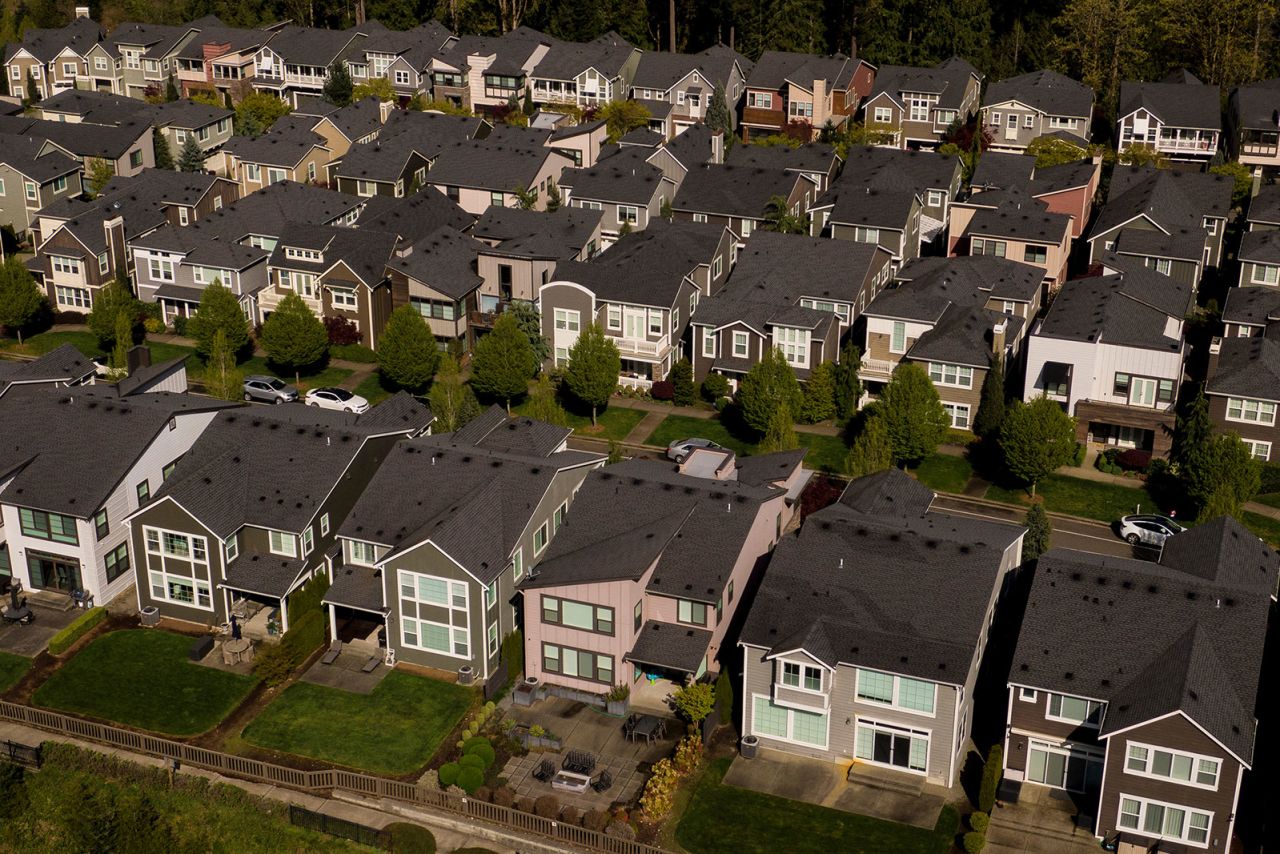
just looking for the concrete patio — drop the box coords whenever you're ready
[508,696,681,764]
[0,600,83,657]
[299,647,391,694]
[500,750,646,813]
[986,781,1100,853]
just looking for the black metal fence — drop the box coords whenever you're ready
[1,739,42,768]
[289,804,391,849]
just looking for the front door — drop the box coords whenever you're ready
[27,552,83,593]
[1005,113,1018,141]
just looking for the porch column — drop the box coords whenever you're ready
[328,604,338,641]
[279,596,289,634]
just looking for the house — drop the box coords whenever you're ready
[1087,166,1232,277]
[0,383,235,608]
[968,152,1102,239]
[529,31,640,109]
[1229,78,1280,175]
[539,219,735,383]
[429,27,549,115]
[348,21,455,103]
[671,161,820,241]
[151,99,236,161]
[860,255,1043,428]
[739,50,874,142]
[326,408,603,688]
[724,142,841,195]
[3,15,103,102]
[1220,284,1280,339]
[559,146,679,243]
[126,395,432,636]
[950,192,1073,291]
[351,184,475,246]
[1116,71,1221,163]
[470,205,604,316]
[739,469,1024,786]
[861,58,983,150]
[545,119,609,168]
[0,343,96,398]
[1204,327,1280,461]
[221,117,333,197]
[0,132,83,238]
[629,45,753,139]
[330,108,488,199]
[1237,230,1280,288]
[981,70,1094,152]
[1247,182,1280,230]
[522,452,805,705]
[250,24,364,107]
[689,232,893,384]
[1022,259,1191,456]
[383,226,489,352]
[90,21,198,100]
[1004,517,1276,854]
[0,114,155,178]
[172,21,276,100]
[425,138,572,215]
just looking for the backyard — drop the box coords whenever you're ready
[515,398,647,442]
[643,414,848,471]
[0,652,31,693]
[676,758,957,854]
[240,671,473,775]
[31,630,258,736]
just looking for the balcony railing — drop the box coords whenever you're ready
[613,335,668,358]
[618,375,653,390]
[860,356,898,378]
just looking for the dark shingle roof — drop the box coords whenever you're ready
[745,50,857,92]
[632,43,751,92]
[1222,285,1280,327]
[0,344,95,396]
[387,227,485,299]
[1248,183,1280,226]
[673,162,806,219]
[1092,168,1231,239]
[627,621,714,673]
[837,469,935,516]
[354,188,473,244]
[426,138,560,193]
[1036,271,1184,350]
[869,60,978,111]
[323,564,387,613]
[447,405,570,457]
[532,31,636,81]
[984,69,1094,117]
[967,202,1071,242]
[1119,74,1221,130]
[1240,229,1280,265]
[472,206,603,261]
[559,146,668,204]
[907,304,1021,368]
[1206,334,1280,402]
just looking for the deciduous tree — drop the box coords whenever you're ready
[203,328,244,401]
[879,363,949,465]
[525,372,569,426]
[759,403,800,452]
[738,346,803,434]
[377,305,440,392]
[799,361,836,423]
[0,258,45,343]
[597,99,651,142]
[1182,432,1261,517]
[87,159,115,198]
[563,322,620,425]
[428,354,482,432]
[471,312,537,413]
[845,410,894,478]
[187,282,250,358]
[234,92,291,138]
[353,77,396,102]
[259,293,327,384]
[87,280,140,349]
[1000,397,1078,494]
[762,194,808,234]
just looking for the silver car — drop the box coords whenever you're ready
[242,375,298,404]
[666,437,723,463]
[1117,514,1185,547]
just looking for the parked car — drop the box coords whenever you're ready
[242,375,298,404]
[1116,514,1185,547]
[304,387,370,413]
[666,437,723,463]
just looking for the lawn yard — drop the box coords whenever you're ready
[1253,493,1280,510]
[514,399,647,442]
[32,630,258,736]
[240,671,472,775]
[352,371,395,406]
[983,474,1151,523]
[644,414,848,470]
[234,357,353,392]
[1243,511,1280,549]
[0,651,31,693]
[910,453,974,493]
[676,759,955,854]
[3,330,198,367]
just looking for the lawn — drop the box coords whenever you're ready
[1243,511,1280,549]
[32,630,258,736]
[240,671,472,775]
[234,356,353,392]
[1253,493,1280,510]
[6,330,198,367]
[676,759,955,854]
[644,414,848,471]
[352,370,395,406]
[983,474,1152,523]
[0,651,31,693]
[910,453,975,493]
[514,399,647,442]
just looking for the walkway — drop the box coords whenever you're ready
[604,396,844,437]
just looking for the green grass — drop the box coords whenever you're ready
[676,758,953,854]
[234,356,353,392]
[644,414,848,470]
[513,399,647,442]
[1242,511,1280,548]
[329,343,379,363]
[982,474,1151,523]
[7,330,198,366]
[241,671,472,775]
[797,433,849,472]
[0,651,32,693]
[32,630,258,736]
[1253,493,1280,510]
[352,370,395,406]
[910,453,975,493]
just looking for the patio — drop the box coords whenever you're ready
[299,646,392,695]
[0,600,85,657]
[985,781,1099,853]
[502,751,648,813]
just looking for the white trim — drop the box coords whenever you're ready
[1115,792,1213,849]
[1123,740,1221,791]
[854,667,938,717]
[750,692,830,750]
[1101,709,1252,768]
[852,715,931,776]
[777,657,826,694]
[762,647,835,671]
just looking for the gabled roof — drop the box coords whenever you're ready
[3,16,102,64]
[1206,332,1280,403]
[225,116,328,167]
[1248,182,1280,226]
[386,226,485,299]
[472,206,603,261]
[1231,77,1280,130]
[907,304,1022,369]
[868,58,979,110]
[837,468,934,516]
[263,24,360,67]
[966,199,1071,243]
[0,114,150,160]
[531,31,636,81]
[425,137,560,193]
[352,188,473,244]
[1090,167,1231,240]
[559,145,668,204]
[632,43,752,92]
[446,405,570,457]
[269,223,397,287]
[745,50,861,92]
[0,131,83,183]
[1035,270,1184,351]
[1222,285,1280,328]
[176,23,272,59]
[317,96,383,142]
[1240,229,1280,265]
[724,142,839,177]
[0,344,95,397]
[672,162,809,219]
[983,69,1094,117]
[1118,72,1221,129]
[104,21,193,58]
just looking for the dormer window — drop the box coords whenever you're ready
[781,660,823,692]
[284,247,323,262]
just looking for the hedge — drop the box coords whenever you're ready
[386,823,436,854]
[48,607,107,655]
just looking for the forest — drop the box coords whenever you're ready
[3,0,1279,112]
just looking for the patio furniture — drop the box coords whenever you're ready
[623,713,640,737]
[223,637,251,664]
[532,758,555,782]
[321,641,342,665]
[361,656,380,673]
[551,770,592,793]
[591,770,613,793]
[189,635,214,661]
[563,750,596,775]
[629,714,664,744]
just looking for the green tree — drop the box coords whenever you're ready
[428,354,482,432]
[1171,392,1214,472]
[759,404,800,452]
[563,322,620,425]
[25,70,40,104]
[0,257,45,343]
[152,128,175,170]
[799,361,836,423]
[178,134,205,172]
[235,92,291,138]
[668,358,696,406]
[165,75,179,102]
[507,300,551,364]
[377,305,440,392]
[471,312,537,413]
[705,83,732,138]
[323,62,353,106]
[187,282,250,358]
[833,340,863,423]
[523,87,535,115]
[1182,432,1261,517]
[1210,161,1253,209]
[1025,135,1090,168]
[1052,0,1156,112]
[738,346,804,434]
[115,790,175,854]
[259,292,327,384]
[845,411,894,479]
[764,0,824,53]
[525,372,569,426]
[702,372,731,403]
[110,310,133,374]
[978,744,1004,814]
[203,328,244,401]
[352,77,396,102]
[545,179,562,212]
[87,159,115,198]
[1118,143,1169,169]
[762,194,808,234]
[880,363,949,466]
[1000,397,1078,494]
[597,99,651,142]
[512,185,538,210]
[973,357,1006,440]
[87,280,140,348]
[1023,502,1051,562]
[672,682,715,723]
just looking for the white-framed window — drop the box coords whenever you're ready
[1203,217,1217,236]
[854,718,927,772]
[10,66,19,80]
[1019,687,1037,702]
[617,205,638,225]
[702,327,716,358]
[398,569,470,657]
[511,548,524,581]
[1146,257,1173,276]
[1251,264,1280,285]
[534,521,549,554]
[1117,794,1212,848]
[907,96,931,122]
[753,694,829,748]
[144,526,209,564]
[1125,742,1220,789]
[223,534,238,563]
[1226,397,1277,425]
[95,56,108,71]
[692,213,708,223]
[926,190,944,207]
[330,288,358,309]
[942,402,971,429]
[1048,116,1080,129]
[245,163,261,182]
[301,526,314,555]
[1024,114,1034,128]
[554,308,580,332]
[928,363,974,388]
[266,167,286,185]
[788,100,813,119]
[648,309,663,336]
[348,540,377,565]
[853,226,880,244]
[747,91,772,109]
[779,659,824,693]
[873,106,892,124]
[774,326,808,368]
[55,286,91,308]
[487,622,499,656]
[606,305,622,330]
[147,567,213,610]
[677,599,708,626]
[24,181,37,203]
[855,668,936,715]
[98,252,109,274]
[732,330,749,358]
[1046,692,1103,728]
[1027,738,1104,792]
[972,238,1007,257]
[1243,438,1272,460]
[268,530,298,557]
[394,70,410,85]
[53,175,68,193]
[542,643,614,684]
[51,255,80,275]
[890,320,907,354]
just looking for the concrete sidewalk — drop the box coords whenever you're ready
[605,396,843,436]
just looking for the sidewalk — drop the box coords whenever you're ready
[605,396,843,436]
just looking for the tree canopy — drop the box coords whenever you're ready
[323,62,353,106]
[87,280,140,348]
[879,363,948,465]
[596,99,651,142]
[187,283,250,358]
[377,305,440,392]
[738,346,803,434]
[259,293,327,384]
[1000,397,1078,494]
[563,322,620,425]
[471,312,537,412]
[153,128,174,170]
[428,354,481,433]
[845,410,893,479]
[235,92,291,138]
[0,258,45,343]
[178,134,205,172]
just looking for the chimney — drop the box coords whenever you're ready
[379,99,394,123]
[991,319,1007,357]
[127,345,152,374]
[74,5,90,18]
[1208,335,1223,378]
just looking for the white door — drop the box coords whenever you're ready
[1005,113,1018,141]
[624,309,645,340]
[1129,377,1157,407]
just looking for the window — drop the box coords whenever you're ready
[51,255,80,275]
[553,501,566,532]
[349,540,377,565]
[606,305,622,330]
[1028,739,1104,792]
[1024,114,1035,128]
[136,480,151,505]
[942,402,971,429]
[692,213,708,223]
[62,62,77,77]
[542,643,614,683]
[266,167,286,185]
[873,106,892,124]
[95,57,108,71]
[398,570,470,656]
[104,542,130,583]
[129,150,143,169]
[301,527,314,556]
[19,508,79,545]
[634,601,643,631]
[753,696,829,747]
[148,568,213,610]
[1024,245,1048,264]
[269,530,298,557]
[307,162,316,181]
[542,595,614,634]
[1243,439,1272,460]
[148,257,175,282]
[649,309,663,336]
[972,238,1007,257]
[55,286,91,309]
[489,191,506,209]
[678,599,708,626]
[488,622,499,656]
[245,163,261,182]
[702,328,716,357]
[1147,257,1173,276]
[788,100,813,119]
[1019,687,1038,702]
[928,363,974,388]
[553,308,580,332]
[484,579,497,609]
[329,288,357,309]
[511,548,523,581]
[907,96,931,122]
[1203,217,1218,236]
[732,331,749,358]
[617,205,638,225]
[926,190,944,207]
[144,528,208,564]
[1046,693,1103,727]
[394,70,410,85]
[747,91,772,109]
[855,718,928,772]
[1226,397,1277,425]
[224,534,238,563]
[94,510,109,540]
[855,668,936,714]
[774,326,808,367]
[1117,795,1212,847]
[741,219,754,238]
[53,175,68,194]
[780,660,824,693]
[97,251,109,274]
[534,521,549,554]
[24,181,37,203]
[1125,743,1220,789]
[890,321,907,354]
[853,226,880,244]
[1251,264,1280,285]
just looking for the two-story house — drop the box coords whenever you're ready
[0,113,155,179]
[3,14,102,102]
[629,44,753,139]
[689,231,893,385]
[221,117,333,197]
[348,21,456,104]
[671,161,820,242]
[529,31,640,109]
[861,58,983,150]
[92,21,197,100]
[981,70,1094,152]
[559,146,680,244]
[522,452,804,706]
[740,469,1024,786]
[1247,182,1280,231]
[173,21,276,100]
[425,138,572,215]
[949,192,1074,291]
[1005,517,1276,854]
[327,408,602,687]
[471,205,603,318]
[383,226,491,352]
[429,27,551,115]
[968,152,1102,239]
[739,50,874,142]
[1228,78,1280,176]
[250,24,363,107]
[1116,71,1221,164]
[0,344,95,400]
[0,133,83,239]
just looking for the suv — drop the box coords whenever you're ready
[242,375,298,404]
[1116,514,1185,547]
[666,437,723,463]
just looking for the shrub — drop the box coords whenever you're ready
[492,786,515,808]
[171,315,188,336]
[1260,461,1280,494]
[701,372,731,402]
[47,607,107,655]
[605,821,636,840]
[472,786,491,803]
[583,809,608,831]
[330,343,378,363]
[463,736,491,751]
[456,766,484,794]
[969,811,989,833]
[52,310,87,325]
[673,732,703,775]
[1116,448,1152,472]
[465,742,496,768]
[978,744,1003,814]
[963,831,986,854]
[668,358,696,406]
[639,758,678,819]
[438,762,461,787]
[533,795,560,819]
[1071,441,1086,467]
[387,823,437,854]
[561,805,582,826]
[672,682,715,723]
[458,753,486,771]
[323,315,361,345]
[515,796,535,813]
[651,380,675,401]
[143,317,165,334]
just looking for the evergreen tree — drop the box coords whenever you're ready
[1023,503,1051,562]
[973,356,1006,440]
[0,257,45,343]
[705,83,732,137]
[799,361,836,423]
[26,70,40,104]
[87,280,140,349]
[545,179,562,212]
[1182,432,1261,518]
[471,312,537,413]
[152,129,175,170]
[525,372,569,426]
[668,358,696,406]
[513,185,538,209]
[178,134,206,172]
[0,63,8,98]
[110,309,133,375]
[523,87,535,115]
[165,75,179,102]
[377,305,439,392]
[759,404,800,452]
[879,363,949,466]
[563,322,621,425]
[1000,397,1078,495]
[1171,392,1213,472]
[203,328,244,401]
[187,282,250,358]
[844,411,893,479]
[763,194,808,234]
[507,300,551,364]
[765,0,824,53]
[738,346,804,434]
[428,354,482,432]
[323,62,353,107]
[259,293,327,384]
[833,340,863,423]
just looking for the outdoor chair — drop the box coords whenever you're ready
[360,655,380,673]
[623,714,640,737]
[563,750,596,775]
[532,758,555,782]
[321,641,342,665]
[591,770,613,793]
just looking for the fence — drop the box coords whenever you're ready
[0,700,670,854]
[289,804,391,849]
[2,738,41,768]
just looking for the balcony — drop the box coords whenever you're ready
[860,356,898,380]
[613,334,668,359]
[618,375,653,391]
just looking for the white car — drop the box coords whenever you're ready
[666,437,723,463]
[304,387,370,413]
[1116,514,1185,547]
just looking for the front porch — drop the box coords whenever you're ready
[1075,399,1175,457]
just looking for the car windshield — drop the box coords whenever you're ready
[325,389,354,401]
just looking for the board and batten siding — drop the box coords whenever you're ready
[129,497,227,626]
[1023,335,1183,414]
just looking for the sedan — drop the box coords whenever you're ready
[666,437,723,463]
[1117,514,1185,547]
[242,375,298,404]
[304,387,370,413]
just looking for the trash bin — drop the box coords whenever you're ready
[740,735,759,758]
[140,606,160,627]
